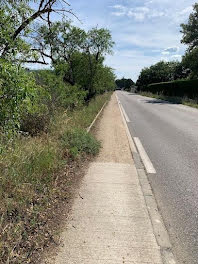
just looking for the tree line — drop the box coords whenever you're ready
[137,3,198,91]
[0,0,115,141]
[115,78,134,91]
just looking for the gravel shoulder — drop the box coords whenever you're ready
[95,93,133,164]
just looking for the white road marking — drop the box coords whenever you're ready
[133,137,156,174]
[116,93,137,153]
[120,104,130,122]
[115,93,120,103]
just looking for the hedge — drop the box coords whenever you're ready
[146,79,198,99]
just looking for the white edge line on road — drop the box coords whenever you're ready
[120,104,130,123]
[115,92,130,122]
[133,137,156,174]
[116,92,137,153]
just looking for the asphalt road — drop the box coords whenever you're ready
[117,91,198,264]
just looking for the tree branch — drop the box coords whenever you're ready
[16,59,49,65]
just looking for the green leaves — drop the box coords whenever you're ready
[60,128,100,159]
[180,4,198,78]
[136,61,188,90]
[181,3,198,50]
[0,60,38,135]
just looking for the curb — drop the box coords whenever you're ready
[86,102,107,133]
[116,92,177,264]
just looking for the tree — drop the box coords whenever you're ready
[35,21,114,98]
[0,0,72,63]
[115,78,134,90]
[182,48,198,78]
[0,1,115,137]
[173,60,191,80]
[180,4,198,78]
[136,61,187,90]
[181,3,198,51]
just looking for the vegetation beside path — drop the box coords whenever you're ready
[0,2,115,262]
[0,92,112,263]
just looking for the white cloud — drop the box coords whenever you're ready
[112,5,125,10]
[179,6,193,16]
[161,51,170,55]
[161,57,169,62]
[173,5,193,23]
[171,54,182,60]
[111,12,125,17]
[161,46,180,54]
[120,31,181,49]
[128,7,149,21]
[111,4,166,21]
[164,47,179,53]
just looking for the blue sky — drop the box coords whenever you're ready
[69,0,196,81]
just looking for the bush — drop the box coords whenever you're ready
[0,61,39,134]
[60,128,100,159]
[33,69,87,111]
[146,79,198,99]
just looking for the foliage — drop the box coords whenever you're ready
[0,1,115,137]
[0,92,111,263]
[182,47,198,79]
[0,60,40,135]
[0,1,114,263]
[181,3,198,51]
[61,128,100,159]
[33,69,87,111]
[115,78,134,91]
[0,0,72,62]
[92,65,116,94]
[136,61,189,90]
[34,21,115,99]
[145,79,198,99]
[180,4,198,79]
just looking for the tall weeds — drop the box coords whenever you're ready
[0,92,111,263]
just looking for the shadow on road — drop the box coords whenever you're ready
[143,99,180,105]
[126,93,182,105]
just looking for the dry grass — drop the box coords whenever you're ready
[0,92,112,263]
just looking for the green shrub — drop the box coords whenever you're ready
[147,79,198,99]
[0,61,38,134]
[33,69,87,111]
[60,128,100,159]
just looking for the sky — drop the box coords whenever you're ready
[68,0,196,81]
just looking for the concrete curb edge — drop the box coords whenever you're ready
[86,101,107,133]
[116,92,177,264]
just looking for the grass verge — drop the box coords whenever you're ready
[0,92,112,264]
[139,91,198,109]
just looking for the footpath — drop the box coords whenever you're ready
[46,93,166,264]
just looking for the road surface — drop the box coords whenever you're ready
[117,91,198,264]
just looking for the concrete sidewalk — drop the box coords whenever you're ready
[48,94,163,264]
